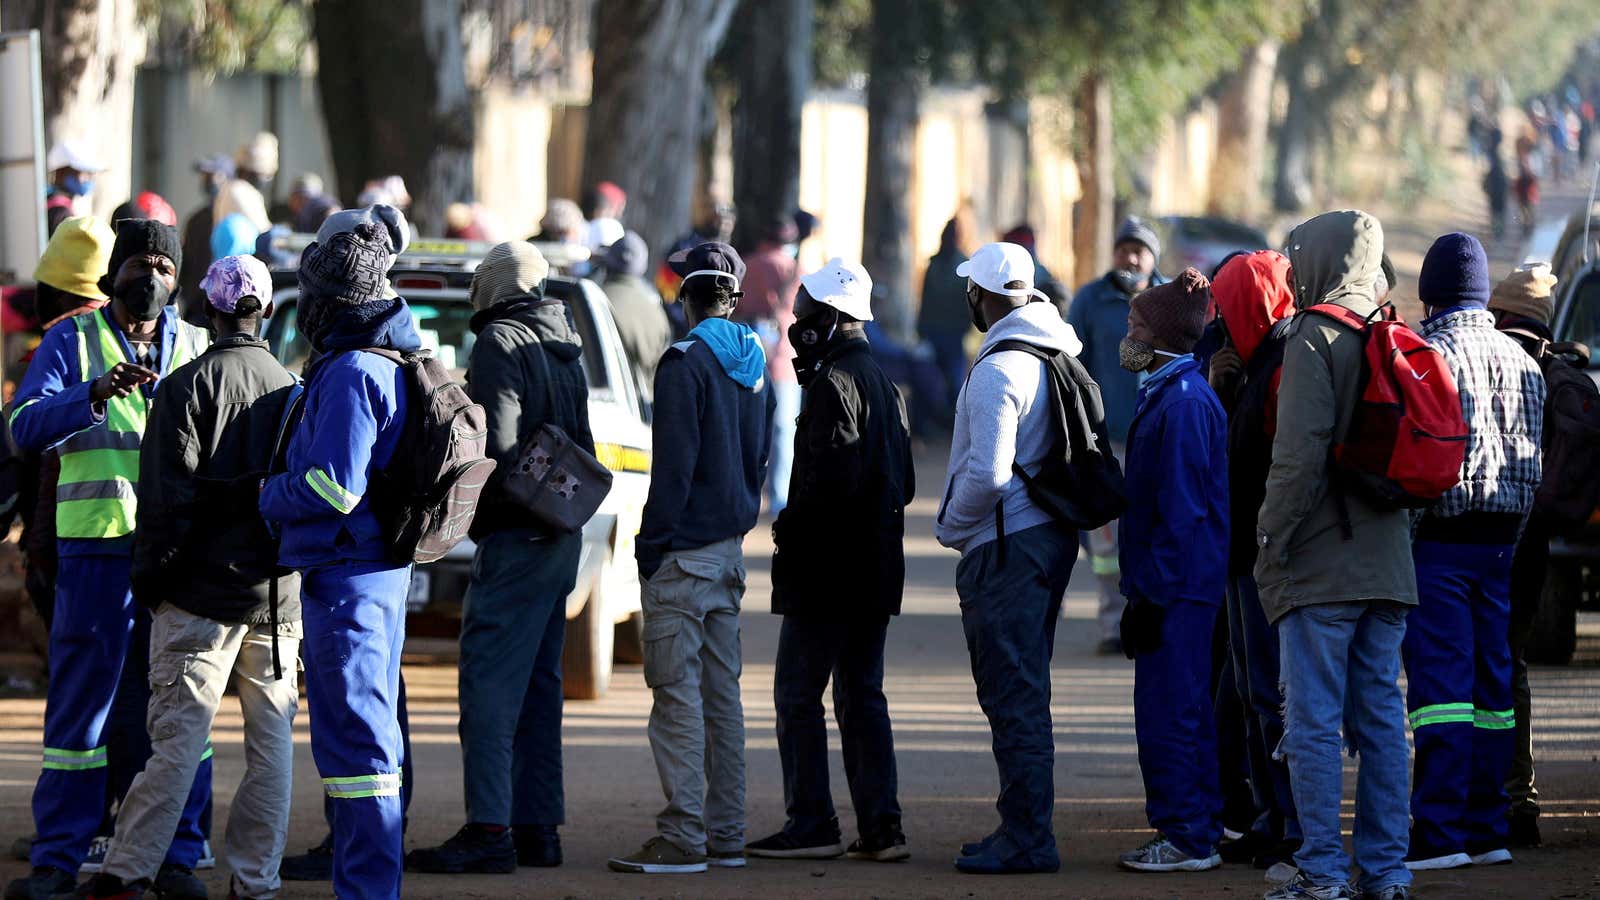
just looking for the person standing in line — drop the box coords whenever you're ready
[258,211,419,900]
[918,216,973,423]
[1486,264,1561,850]
[937,242,1080,875]
[736,218,801,514]
[748,260,914,863]
[1115,268,1229,874]
[5,220,212,900]
[595,232,673,406]
[406,242,591,874]
[1207,250,1303,879]
[1404,234,1544,873]
[1068,217,1166,654]
[609,242,774,875]
[77,255,301,900]
[1256,210,1415,900]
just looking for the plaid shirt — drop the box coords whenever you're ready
[1420,307,1545,518]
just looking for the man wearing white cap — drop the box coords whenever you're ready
[45,140,107,236]
[936,241,1084,875]
[748,260,914,863]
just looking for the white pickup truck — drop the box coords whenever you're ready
[265,238,653,698]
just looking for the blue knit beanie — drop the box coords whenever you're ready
[1418,232,1490,309]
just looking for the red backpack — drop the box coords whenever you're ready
[1306,303,1468,509]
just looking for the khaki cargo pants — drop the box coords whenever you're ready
[101,602,301,899]
[641,537,747,855]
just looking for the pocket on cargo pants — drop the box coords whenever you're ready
[642,616,686,688]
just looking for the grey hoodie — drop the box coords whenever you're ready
[936,301,1083,555]
[1253,210,1418,622]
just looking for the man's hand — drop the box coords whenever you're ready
[91,362,158,402]
[1207,345,1244,394]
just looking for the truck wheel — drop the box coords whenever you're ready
[614,611,645,665]
[1526,562,1580,665]
[562,581,613,700]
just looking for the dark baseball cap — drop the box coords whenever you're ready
[666,240,745,286]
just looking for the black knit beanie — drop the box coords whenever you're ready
[98,218,182,298]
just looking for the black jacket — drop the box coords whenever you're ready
[132,334,301,624]
[466,295,594,540]
[1225,319,1291,576]
[772,336,915,617]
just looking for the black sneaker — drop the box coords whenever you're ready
[68,872,148,899]
[5,867,75,900]
[846,834,909,862]
[405,825,517,874]
[513,825,562,868]
[746,829,844,859]
[1508,812,1541,848]
[278,835,333,881]
[1219,829,1269,864]
[152,863,207,900]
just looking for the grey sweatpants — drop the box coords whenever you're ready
[102,602,301,899]
[641,537,747,855]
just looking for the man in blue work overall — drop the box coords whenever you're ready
[5,220,211,900]
[259,212,419,900]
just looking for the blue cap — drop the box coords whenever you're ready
[1418,232,1490,309]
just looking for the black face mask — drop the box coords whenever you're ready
[118,275,170,322]
[789,309,841,385]
[966,282,990,333]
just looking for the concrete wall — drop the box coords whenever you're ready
[131,67,336,224]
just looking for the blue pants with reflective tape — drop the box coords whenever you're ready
[301,560,411,900]
[32,554,210,874]
[1404,540,1516,856]
[1134,597,1224,859]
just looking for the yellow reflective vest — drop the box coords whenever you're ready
[54,311,208,540]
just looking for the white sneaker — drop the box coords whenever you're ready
[1470,848,1512,866]
[1404,851,1472,870]
[78,835,110,873]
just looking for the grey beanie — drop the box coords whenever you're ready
[1115,216,1161,260]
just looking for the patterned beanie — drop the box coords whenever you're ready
[1128,267,1211,354]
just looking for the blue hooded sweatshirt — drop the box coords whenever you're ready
[636,316,775,577]
[260,299,422,568]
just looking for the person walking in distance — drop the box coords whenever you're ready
[748,259,914,863]
[609,242,774,875]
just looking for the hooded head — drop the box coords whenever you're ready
[1418,232,1491,313]
[1283,210,1384,310]
[469,242,550,311]
[211,212,260,262]
[35,215,114,303]
[1488,264,1558,326]
[1212,250,1295,364]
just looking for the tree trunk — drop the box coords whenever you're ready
[313,0,473,236]
[862,0,921,340]
[1072,74,1113,289]
[1272,40,1316,214]
[584,0,738,269]
[729,0,810,254]
[3,0,146,220]
[1208,40,1278,222]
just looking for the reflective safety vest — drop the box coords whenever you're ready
[55,311,208,540]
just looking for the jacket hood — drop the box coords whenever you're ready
[980,299,1083,357]
[316,296,423,354]
[690,316,767,389]
[1285,210,1384,311]
[470,295,583,363]
[1212,250,1295,364]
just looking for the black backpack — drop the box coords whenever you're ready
[976,339,1127,531]
[1521,338,1600,534]
[361,349,497,564]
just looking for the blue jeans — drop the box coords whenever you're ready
[1278,600,1412,893]
[1135,598,1223,858]
[1226,576,1299,846]
[773,614,901,842]
[956,523,1074,861]
[459,529,582,826]
[1404,540,1515,856]
[768,381,801,514]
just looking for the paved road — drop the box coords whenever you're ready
[1,477,1597,899]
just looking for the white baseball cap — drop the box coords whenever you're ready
[798,257,874,321]
[47,140,105,174]
[957,241,1048,300]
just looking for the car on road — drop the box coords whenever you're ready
[1530,223,1600,664]
[1155,215,1271,277]
[265,236,652,699]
